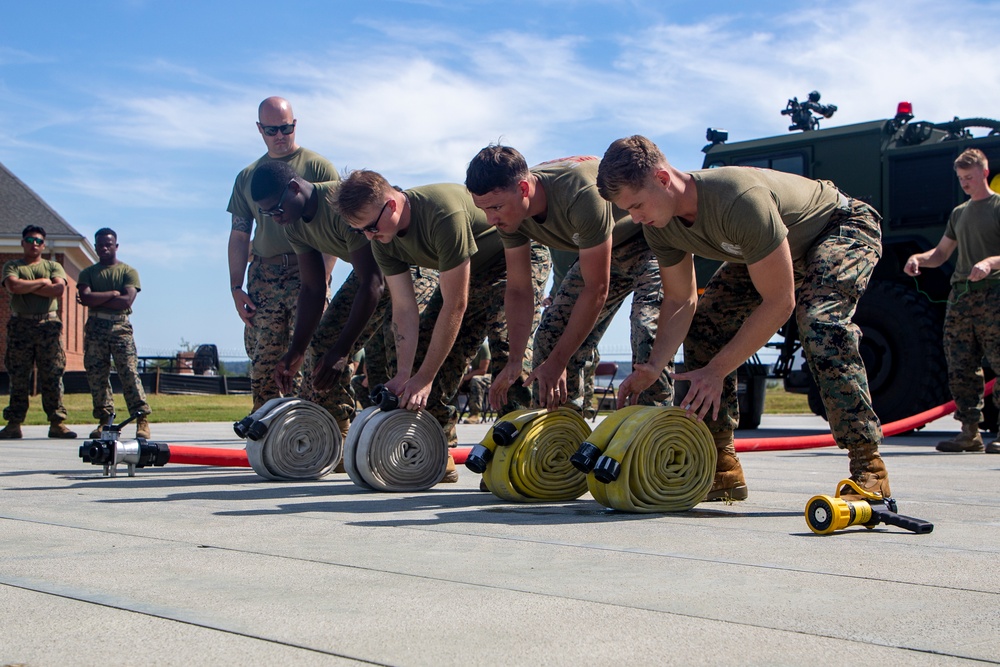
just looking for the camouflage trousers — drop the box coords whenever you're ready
[245,260,304,411]
[943,280,1000,426]
[687,199,883,450]
[534,234,672,408]
[415,243,550,429]
[467,375,491,415]
[84,317,151,420]
[3,317,68,424]
[306,267,438,423]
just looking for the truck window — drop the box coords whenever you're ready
[732,153,806,175]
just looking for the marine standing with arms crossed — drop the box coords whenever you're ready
[0,226,76,439]
[77,228,152,439]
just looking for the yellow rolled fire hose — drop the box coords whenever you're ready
[470,407,592,502]
[343,405,449,491]
[572,406,716,513]
[242,397,343,481]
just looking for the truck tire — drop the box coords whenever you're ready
[807,281,950,424]
[982,368,998,434]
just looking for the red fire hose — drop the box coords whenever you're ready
[167,443,472,467]
[165,379,994,468]
[736,379,994,452]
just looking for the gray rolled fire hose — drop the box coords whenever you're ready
[343,404,449,491]
[241,397,343,481]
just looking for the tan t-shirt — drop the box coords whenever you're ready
[373,184,503,277]
[644,167,842,268]
[499,156,641,252]
[944,193,1000,283]
[227,147,338,258]
[283,182,369,262]
[78,262,141,315]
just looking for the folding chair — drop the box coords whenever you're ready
[591,361,619,421]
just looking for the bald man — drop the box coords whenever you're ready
[227,97,338,410]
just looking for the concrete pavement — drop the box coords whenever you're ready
[1,413,998,666]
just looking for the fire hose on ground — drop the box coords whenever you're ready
[466,407,592,502]
[570,405,716,513]
[343,399,450,491]
[240,398,342,480]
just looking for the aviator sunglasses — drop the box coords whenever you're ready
[259,122,296,137]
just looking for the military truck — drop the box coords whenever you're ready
[700,95,1000,427]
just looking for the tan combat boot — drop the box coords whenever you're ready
[464,414,482,424]
[48,421,78,439]
[842,443,891,500]
[135,415,151,439]
[440,453,459,483]
[705,430,748,502]
[936,423,984,453]
[0,421,22,439]
[334,418,350,473]
[444,421,458,447]
[89,423,104,439]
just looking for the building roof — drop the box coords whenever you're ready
[0,160,97,265]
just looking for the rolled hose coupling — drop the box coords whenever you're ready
[369,384,400,411]
[232,415,268,440]
[491,419,519,447]
[585,406,716,513]
[464,443,493,474]
[570,441,602,473]
[592,455,622,483]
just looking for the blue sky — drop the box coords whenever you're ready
[2,0,999,361]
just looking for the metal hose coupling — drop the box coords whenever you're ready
[579,406,717,513]
[369,384,400,411]
[466,407,548,474]
[241,397,343,481]
[343,405,450,491]
[476,407,592,502]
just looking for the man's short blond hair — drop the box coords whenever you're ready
[954,148,988,171]
[597,135,669,201]
[335,170,393,222]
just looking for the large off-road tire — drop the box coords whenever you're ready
[982,368,998,434]
[807,280,950,424]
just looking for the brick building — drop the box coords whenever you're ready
[0,161,97,371]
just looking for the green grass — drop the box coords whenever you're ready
[10,384,813,426]
[763,385,811,414]
[15,393,254,426]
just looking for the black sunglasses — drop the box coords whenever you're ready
[260,122,296,137]
[350,200,389,235]
[22,237,45,245]
[257,180,294,218]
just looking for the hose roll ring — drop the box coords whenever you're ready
[243,397,343,481]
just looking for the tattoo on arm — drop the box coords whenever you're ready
[232,216,253,234]
[392,323,405,344]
